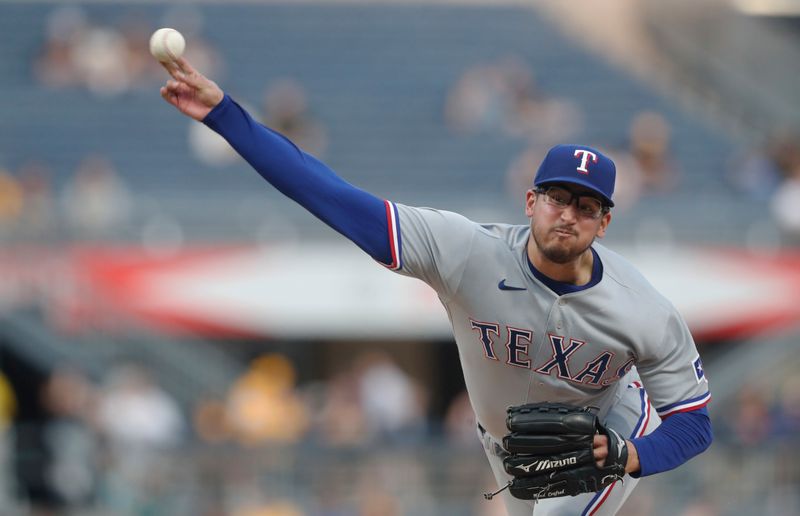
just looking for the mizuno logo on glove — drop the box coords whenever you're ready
[499,402,629,501]
[518,456,578,473]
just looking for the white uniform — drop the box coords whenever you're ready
[386,204,710,515]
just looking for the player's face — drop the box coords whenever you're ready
[525,185,611,264]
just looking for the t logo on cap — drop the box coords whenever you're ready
[574,149,598,175]
[533,144,616,207]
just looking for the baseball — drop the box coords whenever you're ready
[149,28,185,63]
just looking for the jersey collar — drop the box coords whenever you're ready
[525,246,604,296]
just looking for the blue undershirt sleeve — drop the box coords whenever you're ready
[202,94,394,265]
[630,406,713,477]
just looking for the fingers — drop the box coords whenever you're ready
[159,58,195,84]
[166,57,203,88]
[592,434,609,467]
[163,79,193,96]
[174,56,195,75]
[160,86,177,106]
[160,79,194,106]
[161,61,189,85]
[159,60,176,75]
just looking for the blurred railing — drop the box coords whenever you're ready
[1,431,798,516]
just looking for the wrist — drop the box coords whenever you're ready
[202,93,231,126]
[624,440,640,474]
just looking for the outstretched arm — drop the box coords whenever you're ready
[159,58,398,267]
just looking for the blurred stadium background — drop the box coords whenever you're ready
[0,0,799,515]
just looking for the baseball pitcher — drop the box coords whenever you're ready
[158,57,712,516]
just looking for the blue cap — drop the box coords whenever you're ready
[533,144,616,207]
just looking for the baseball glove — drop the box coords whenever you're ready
[494,402,628,500]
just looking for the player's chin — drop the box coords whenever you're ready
[540,243,579,264]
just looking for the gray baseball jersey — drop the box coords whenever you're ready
[386,203,710,441]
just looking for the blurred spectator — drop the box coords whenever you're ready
[34,6,89,88]
[727,383,772,447]
[38,366,99,508]
[188,116,240,166]
[0,167,24,235]
[96,363,183,450]
[352,351,428,444]
[0,371,15,434]
[442,388,485,503]
[602,111,678,211]
[770,163,800,245]
[226,353,310,446]
[193,396,232,444]
[445,62,504,133]
[678,500,721,516]
[443,389,477,447]
[353,457,422,516]
[498,56,583,143]
[603,148,645,211]
[315,370,370,447]
[61,154,133,239]
[262,79,328,157]
[771,374,800,440]
[309,473,356,516]
[626,111,678,193]
[357,489,401,516]
[35,6,225,96]
[17,160,56,239]
[504,144,547,209]
[118,12,162,88]
[445,56,582,143]
[70,24,132,96]
[233,499,305,516]
[95,363,184,514]
[616,111,678,202]
[313,352,428,447]
[0,371,16,507]
[37,7,132,95]
[729,131,800,201]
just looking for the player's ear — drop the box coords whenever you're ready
[525,189,536,218]
[595,210,612,238]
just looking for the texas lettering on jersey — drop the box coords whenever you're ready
[470,319,634,387]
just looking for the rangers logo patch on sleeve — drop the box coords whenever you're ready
[692,355,706,383]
